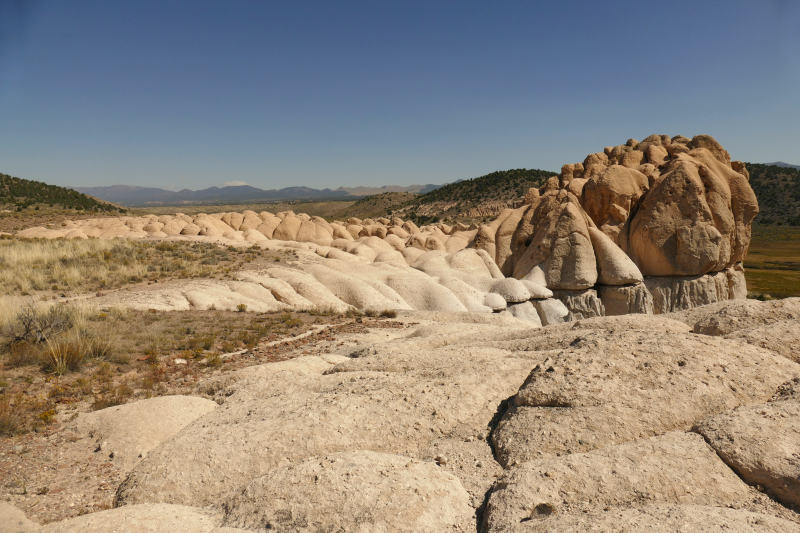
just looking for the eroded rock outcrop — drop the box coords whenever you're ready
[16,134,758,320]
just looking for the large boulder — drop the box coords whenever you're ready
[627,147,758,276]
[272,215,302,241]
[581,165,649,249]
[491,328,799,467]
[694,379,800,507]
[70,396,217,471]
[490,278,531,303]
[512,193,597,289]
[483,432,759,533]
[220,451,473,532]
[588,227,643,285]
[114,343,536,507]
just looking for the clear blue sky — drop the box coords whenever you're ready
[1,0,798,190]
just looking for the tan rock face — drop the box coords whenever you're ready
[221,451,473,532]
[69,396,217,471]
[14,133,757,317]
[115,345,535,507]
[694,379,800,508]
[484,432,757,532]
[581,165,649,249]
[491,327,799,467]
[37,503,230,533]
[588,227,642,285]
[511,194,597,289]
[626,150,758,276]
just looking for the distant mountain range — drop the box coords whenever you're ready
[764,162,800,170]
[69,183,444,207]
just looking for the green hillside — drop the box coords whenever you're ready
[337,192,418,220]
[416,168,555,205]
[401,168,557,223]
[0,173,123,213]
[746,163,800,226]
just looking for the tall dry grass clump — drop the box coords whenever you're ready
[1,300,128,373]
[0,238,239,296]
[0,238,146,294]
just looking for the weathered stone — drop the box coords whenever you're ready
[506,301,542,325]
[598,283,653,316]
[490,278,531,303]
[484,292,507,311]
[552,289,604,320]
[531,299,569,326]
[645,268,745,314]
[221,451,473,532]
[695,381,800,508]
[484,432,757,533]
[588,227,643,285]
[520,280,552,299]
[492,329,799,467]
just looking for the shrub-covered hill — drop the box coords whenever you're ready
[0,173,124,213]
[337,192,418,220]
[746,163,800,226]
[397,168,557,223]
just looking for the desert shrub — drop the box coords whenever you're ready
[41,334,84,375]
[47,383,75,402]
[379,309,398,318]
[309,306,338,316]
[81,326,121,361]
[279,313,303,328]
[0,397,22,436]
[0,393,54,436]
[74,377,94,395]
[344,308,364,318]
[4,304,73,345]
[236,303,247,313]
[364,309,379,317]
[204,352,223,369]
[91,383,133,411]
[5,341,40,368]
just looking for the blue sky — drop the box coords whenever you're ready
[1,0,798,190]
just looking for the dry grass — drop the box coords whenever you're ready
[0,239,244,296]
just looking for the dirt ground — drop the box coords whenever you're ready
[0,311,411,524]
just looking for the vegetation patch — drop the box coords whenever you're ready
[0,173,122,213]
[746,163,800,226]
[745,224,800,298]
[398,168,557,224]
[0,238,247,296]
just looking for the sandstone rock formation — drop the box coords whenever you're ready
[15,134,759,321]
[37,503,243,533]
